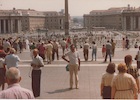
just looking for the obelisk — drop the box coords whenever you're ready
[65,0,69,36]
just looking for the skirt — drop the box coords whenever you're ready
[102,86,111,99]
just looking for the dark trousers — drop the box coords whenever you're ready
[52,49,59,60]
[104,50,112,62]
[92,49,97,61]
[84,49,89,61]
[32,70,41,97]
[137,61,140,69]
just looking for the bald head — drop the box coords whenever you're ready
[33,49,38,57]
[6,67,21,84]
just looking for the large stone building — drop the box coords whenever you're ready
[0,8,65,34]
[84,5,140,31]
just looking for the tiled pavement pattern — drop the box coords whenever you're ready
[2,48,140,99]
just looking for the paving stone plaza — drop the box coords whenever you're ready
[4,47,140,99]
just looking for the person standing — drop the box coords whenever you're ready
[18,40,23,53]
[111,39,116,57]
[4,48,20,69]
[0,67,34,99]
[45,41,53,64]
[91,41,97,61]
[122,38,125,50]
[52,40,59,60]
[102,45,106,58]
[111,63,138,99]
[100,63,116,99]
[62,44,80,89]
[61,38,66,55]
[31,49,44,97]
[104,41,112,63]
[136,46,140,70]
[38,42,45,61]
[124,55,140,92]
[83,41,90,61]
[0,57,6,90]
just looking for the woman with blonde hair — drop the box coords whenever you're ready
[111,63,138,99]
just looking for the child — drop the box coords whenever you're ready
[102,45,106,58]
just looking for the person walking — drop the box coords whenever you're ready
[100,63,116,99]
[62,44,80,89]
[91,41,97,61]
[111,63,138,99]
[0,67,34,99]
[104,41,112,63]
[31,49,44,97]
[83,41,90,61]
[4,48,20,69]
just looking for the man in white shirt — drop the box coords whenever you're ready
[61,38,66,55]
[62,44,80,89]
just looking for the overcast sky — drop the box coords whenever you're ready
[0,0,140,16]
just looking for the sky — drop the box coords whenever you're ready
[0,0,140,16]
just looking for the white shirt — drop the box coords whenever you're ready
[65,51,80,65]
[92,44,97,50]
[61,40,66,47]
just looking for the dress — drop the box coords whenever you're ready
[111,73,136,99]
[101,73,116,99]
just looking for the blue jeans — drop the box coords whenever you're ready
[92,49,97,60]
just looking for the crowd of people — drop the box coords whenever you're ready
[0,32,140,99]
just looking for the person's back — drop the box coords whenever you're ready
[5,48,20,68]
[0,67,34,99]
[0,84,34,99]
[106,42,112,50]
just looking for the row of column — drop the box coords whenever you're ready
[0,19,21,34]
[122,16,140,30]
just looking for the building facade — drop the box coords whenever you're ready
[84,5,140,31]
[0,8,65,34]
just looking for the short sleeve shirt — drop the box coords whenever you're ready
[64,51,80,65]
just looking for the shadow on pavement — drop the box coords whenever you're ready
[47,88,72,94]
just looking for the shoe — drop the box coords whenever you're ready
[69,87,73,90]
[76,87,79,89]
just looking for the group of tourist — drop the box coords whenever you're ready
[101,54,140,99]
[0,32,140,99]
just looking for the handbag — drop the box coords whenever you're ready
[66,64,69,71]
